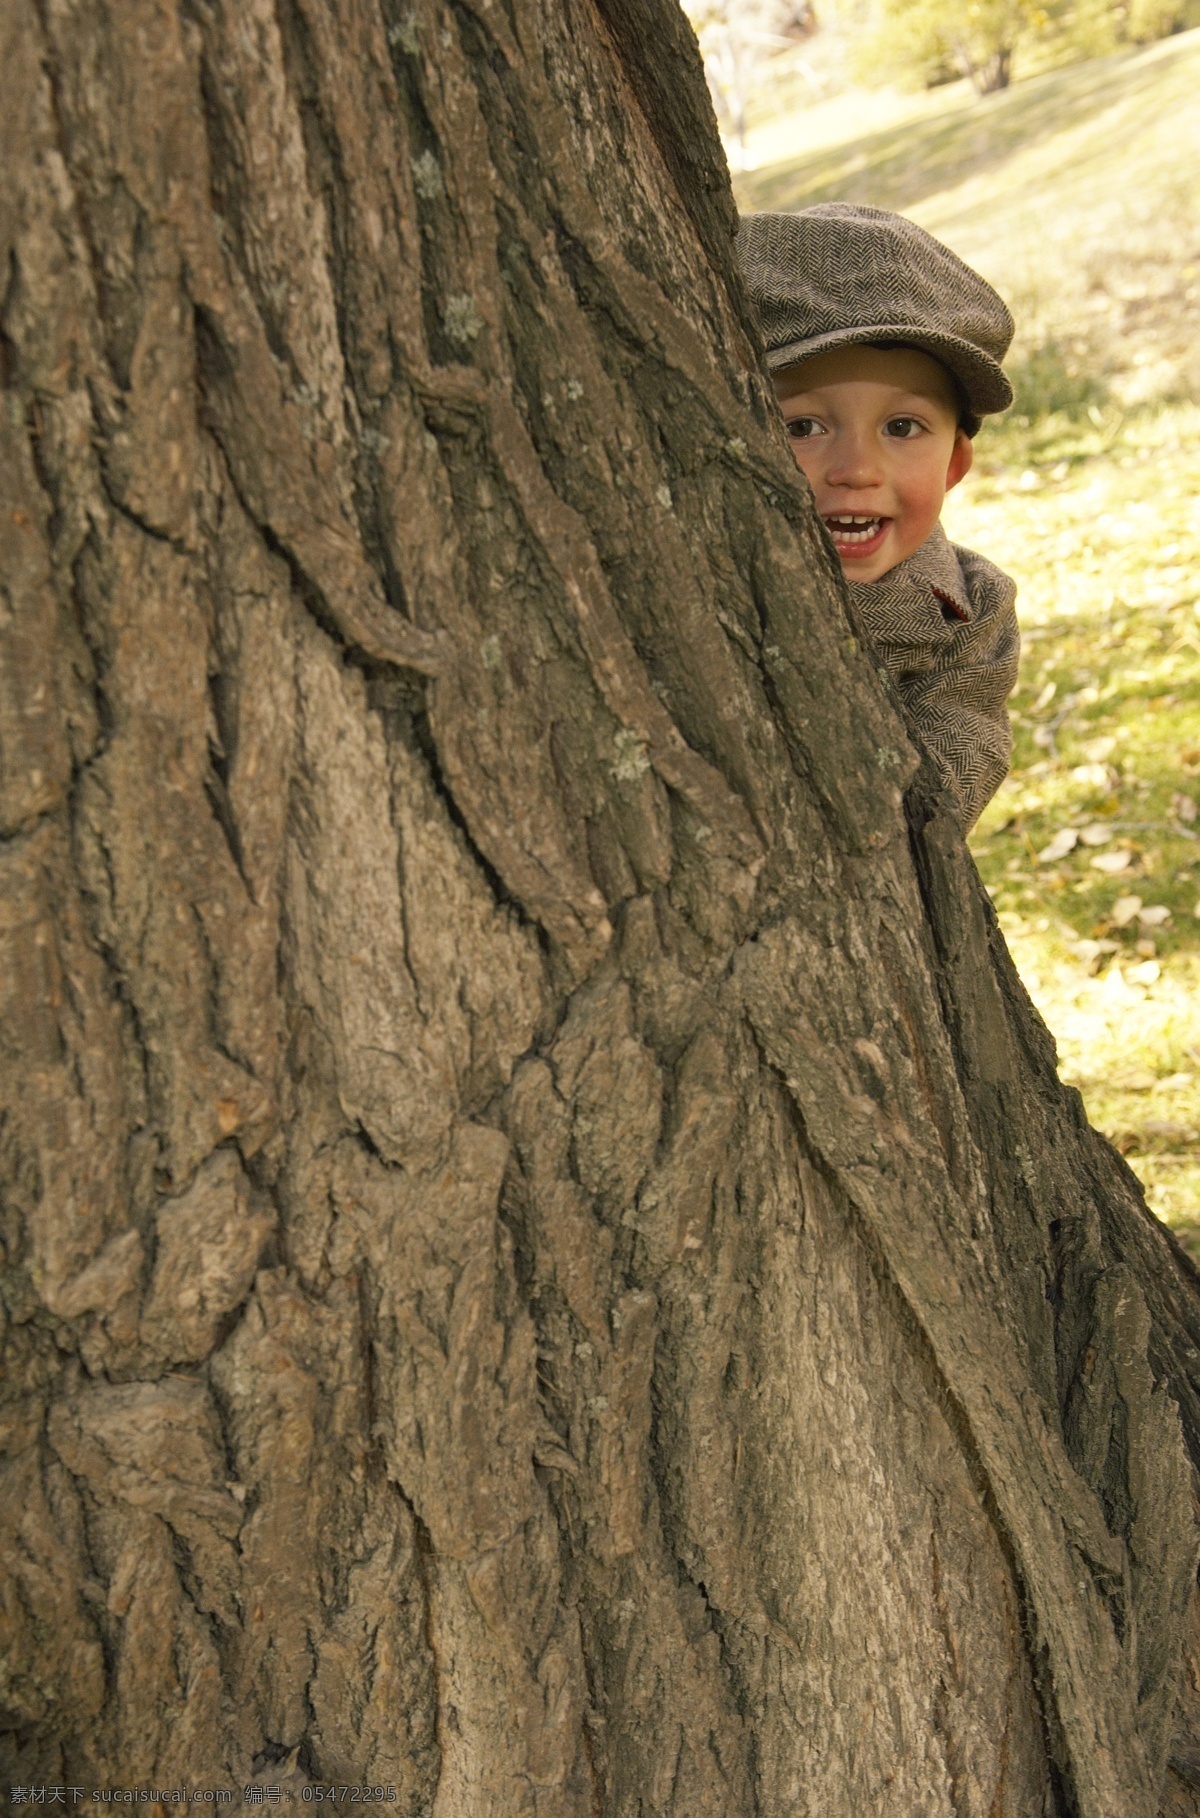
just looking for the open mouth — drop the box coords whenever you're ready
[823,514,888,551]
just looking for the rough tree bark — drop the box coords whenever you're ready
[4,1,1200,1813]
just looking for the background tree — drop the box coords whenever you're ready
[4,0,1200,1813]
[1124,0,1200,38]
[685,0,820,163]
[845,0,1200,95]
[853,0,1044,93]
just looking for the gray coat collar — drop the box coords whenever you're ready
[862,522,972,621]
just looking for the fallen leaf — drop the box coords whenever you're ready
[1137,904,1172,928]
[1037,827,1079,863]
[1082,735,1117,763]
[1128,958,1161,984]
[1173,792,1198,823]
[1101,966,1144,1004]
[1091,848,1133,874]
[1078,823,1113,846]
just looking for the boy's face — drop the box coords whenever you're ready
[773,345,973,582]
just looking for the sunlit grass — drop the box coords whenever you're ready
[946,402,1200,1253]
[734,33,1200,1248]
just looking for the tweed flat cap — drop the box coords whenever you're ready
[737,203,1014,416]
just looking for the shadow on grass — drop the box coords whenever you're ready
[736,36,1196,218]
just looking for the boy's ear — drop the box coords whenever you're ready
[945,429,974,491]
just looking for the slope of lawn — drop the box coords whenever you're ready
[734,32,1200,1250]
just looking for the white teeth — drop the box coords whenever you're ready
[825,515,883,544]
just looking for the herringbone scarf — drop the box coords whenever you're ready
[847,525,1019,831]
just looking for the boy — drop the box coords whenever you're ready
[737,203,1019,831]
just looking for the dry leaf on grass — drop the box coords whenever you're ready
[1092,848,1134,874]
[1038,827,1079,863]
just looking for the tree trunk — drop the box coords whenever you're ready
[973,44,1014,93]
[3,1,1200,1813]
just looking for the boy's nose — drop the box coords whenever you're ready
[826,435,883,487]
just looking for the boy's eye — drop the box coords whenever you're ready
[884,416,924,439]
[786,416,824,440]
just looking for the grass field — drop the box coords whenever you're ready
[733,31,1200,1250]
